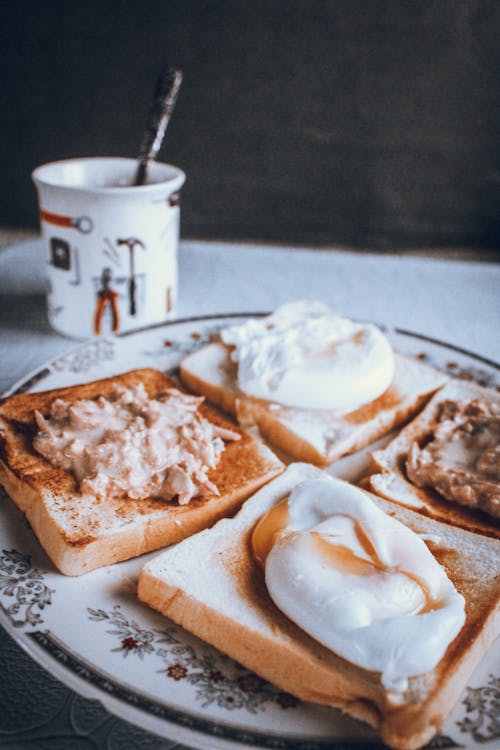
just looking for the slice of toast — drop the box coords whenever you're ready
[0,368,284,575]
[366,379,500,539]
[179,341,447,466]
[138,463,500,750]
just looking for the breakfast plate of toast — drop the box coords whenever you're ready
[0,307,498,750]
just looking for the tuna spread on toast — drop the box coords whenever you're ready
[33,382,240,504]
[406,398,500,518]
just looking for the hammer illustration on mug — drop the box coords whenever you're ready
[117,237,146,315]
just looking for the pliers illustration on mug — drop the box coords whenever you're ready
[93,267,120,334]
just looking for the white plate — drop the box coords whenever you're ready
[1,314,499,750]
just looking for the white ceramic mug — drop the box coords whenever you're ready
[32,157,186,339]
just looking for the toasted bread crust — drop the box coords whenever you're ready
[0,368,284,575]
[366,379,500,539]
[179,342,447,466]
[138,464,500,750]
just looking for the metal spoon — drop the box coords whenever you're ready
[134,67,183,186]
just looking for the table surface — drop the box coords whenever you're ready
[0,236,499,749]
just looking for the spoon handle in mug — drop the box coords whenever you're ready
[134,67,183,186]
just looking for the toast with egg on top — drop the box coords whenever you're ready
[138,462,500,750]
[0,368,284,575]
[179,331,447,466]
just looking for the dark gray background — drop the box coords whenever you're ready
[1,0,499,249]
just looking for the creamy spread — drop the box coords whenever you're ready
[407,398,500,519]
[220,300,394,411]
[33,382,240,503]
[252,477,465,693]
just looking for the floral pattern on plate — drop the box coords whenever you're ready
[0,547,54,628]
[88,605,298,714]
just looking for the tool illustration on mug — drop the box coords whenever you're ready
[117,237,146,316]
[102,237,123,267]
[157,219,177,314]
[46,277,64,319]
[152,191,182,210]
[93,267,120,335]
[41,209,94,234]
[91,237,147,335]
[49,237,81,285]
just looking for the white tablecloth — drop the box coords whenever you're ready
[1,239,499,395]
